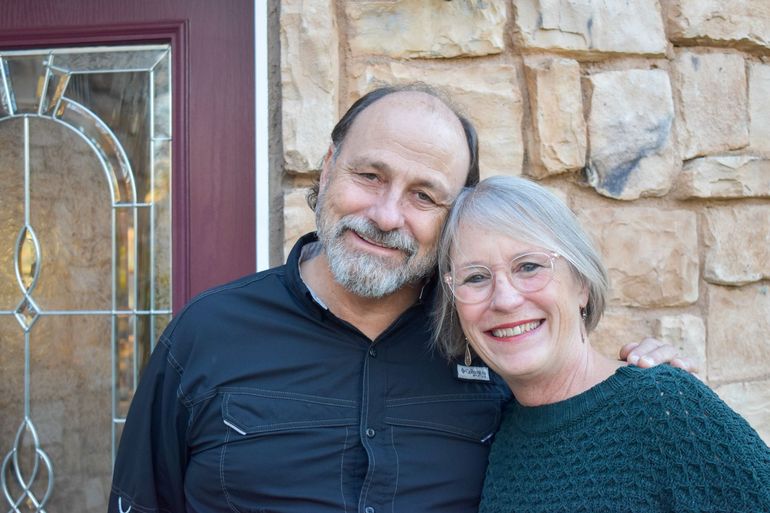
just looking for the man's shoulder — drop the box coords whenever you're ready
[184,265,286,316]
[162,265,291,339]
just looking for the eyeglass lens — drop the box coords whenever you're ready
[451,252,555,303]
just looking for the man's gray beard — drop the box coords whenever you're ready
[316,211,436,299]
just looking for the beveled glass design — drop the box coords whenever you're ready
[0,45,172,513]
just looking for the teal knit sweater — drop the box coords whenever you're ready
[479,365,770,512]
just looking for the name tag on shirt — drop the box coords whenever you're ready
[455,364,491,382]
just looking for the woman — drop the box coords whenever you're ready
[434,175,770,512]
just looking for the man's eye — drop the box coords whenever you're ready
[415,191,436,204]
[358,173,378,181]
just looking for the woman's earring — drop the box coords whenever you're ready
[580,307,587,344]
[464,339,473,366]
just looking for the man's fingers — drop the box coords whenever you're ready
[618,342,641,364]
[670,357,700,375]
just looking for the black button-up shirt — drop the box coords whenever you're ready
[109,233,510,513]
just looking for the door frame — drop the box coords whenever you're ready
[0,2,268,308]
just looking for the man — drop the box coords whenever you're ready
[109,85,690,513]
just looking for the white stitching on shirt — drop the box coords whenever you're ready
[340,426,349,513]
[118,496,132,513]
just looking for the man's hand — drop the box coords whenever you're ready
[619,338,699,373]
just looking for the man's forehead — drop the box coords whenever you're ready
[339,92,470,188]
[355,91,458,125]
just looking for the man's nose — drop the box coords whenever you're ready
[367,191,406,232]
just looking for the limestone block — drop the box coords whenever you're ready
[523,57,586,178]
[663,0,770,51]
[579,207,699,307]
[673,51,748,160]
[283,188,316,259]
[591,308,656,359]
[703,206,770,285]
[654,314,707,380]
[707,283,770,383]
[280,0,339,173]
[586,69,677,200]
[515,0,667,55]
[349,61,524,179]
[675,155,770,199]
[750,62,770,152]
[714,380,770,446]
[346,0,506,58]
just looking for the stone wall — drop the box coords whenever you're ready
[278,0,770,443]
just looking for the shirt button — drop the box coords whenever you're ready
[365,428,376,438]
[365,507,375,513]
[368,347,377,358]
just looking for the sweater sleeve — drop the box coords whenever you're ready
[645,368,770,511]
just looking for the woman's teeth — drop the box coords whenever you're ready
[491,321,541,338]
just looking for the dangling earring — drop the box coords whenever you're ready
[580,307,587,344]
[464,339,473,366]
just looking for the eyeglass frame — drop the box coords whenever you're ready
[444,251,562,304]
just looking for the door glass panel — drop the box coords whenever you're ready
[0,45,172,513]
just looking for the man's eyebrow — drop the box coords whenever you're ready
[346,157,452,200]
[346,157,391,173]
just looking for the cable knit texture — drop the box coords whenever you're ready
[479,365,770,513]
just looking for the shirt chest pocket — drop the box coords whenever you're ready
[221,389,359,435]
[213,390,360,509]
[384,393,502,443]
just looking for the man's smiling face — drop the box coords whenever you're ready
[315,91,471,298]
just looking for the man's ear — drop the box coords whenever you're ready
[319,144,334,190]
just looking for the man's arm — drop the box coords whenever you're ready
[108,333,190,513]
[619,337,699,373]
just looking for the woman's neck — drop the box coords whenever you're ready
[506,344,626,407]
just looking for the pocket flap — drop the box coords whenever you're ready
[222,389,358,435]
[384,393,502,442]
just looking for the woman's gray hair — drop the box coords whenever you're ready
[432,175,609,359]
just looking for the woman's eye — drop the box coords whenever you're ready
[358,172,378,181]
[515,262,544,274]
[460,272,489,285]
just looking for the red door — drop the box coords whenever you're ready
[0,0,257,306]
[0,2,255,511]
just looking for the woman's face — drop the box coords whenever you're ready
[450,221,588,385]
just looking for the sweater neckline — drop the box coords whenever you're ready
[507,365,644,433]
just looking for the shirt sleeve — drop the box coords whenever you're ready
[108,329,191,513]
[654,370,770,511]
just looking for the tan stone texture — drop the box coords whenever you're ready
[515,0,667,55]
[673,51,748,160]
[703,206,770,285]
[523,57,586,177]
[675,155,770,199]
[283,187,316,259]
[280,0,339,173]
[750,62,770,152]
[707,283,770,383]
[349,61,524,179]
[715,380,770,445]
[586,69,677,200]
[579,207,699,307]
[591,308,655,359]
[654,314,707,380]
[663,0,770,51]
[346,0,506,58]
